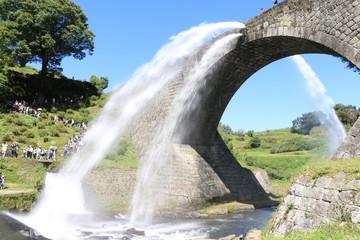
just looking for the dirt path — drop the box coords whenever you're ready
[0,183,35,195]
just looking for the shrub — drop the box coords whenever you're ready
[50,106,57,113]
[66,109,74,114]
[38,130,49,137]
[24,130,36,138]
[2,134,12,142]
[270,138,321,154]
[12,127,22,136]
[57,111,65,119]
[244,137,261,149]
[17,136,27,143]
[14,118,27,126]
[4,116,13,124]
[247,130,254,137]
[19,126,27,133]
[37,122,46,129]
[50,129,60,137]
[43,137,49,142]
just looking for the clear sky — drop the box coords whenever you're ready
[55,0,359,132]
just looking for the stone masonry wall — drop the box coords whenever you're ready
[332,117,360,159]
[268,172,360,237]
[83,168,137,212]
[123,0,360,209]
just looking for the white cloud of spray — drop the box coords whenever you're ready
[291,55,346,155]
[16,21,244,239]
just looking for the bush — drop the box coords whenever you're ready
[2,134,12,142]
[50,106,57,113]
[17,136,27,143]
[19,126,27,133]
[244,136,261,149]
[12,127,22,136]
[57,111,65,119]
[49,129,60,137]
[4,116,13,124]
[24,130,36,138]
[37,122,46,129]
[270,139,321,154]
[247,130,254,137]
[14,118,27,126]
[38,130,49,137]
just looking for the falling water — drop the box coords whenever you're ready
[129,32,242,224]
[291,55,346,154]
[13,21,244,239]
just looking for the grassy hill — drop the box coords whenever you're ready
[219,126,337,195]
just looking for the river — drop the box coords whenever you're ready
[1,208,274,239]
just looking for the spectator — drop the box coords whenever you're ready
[260,8,265,14]
[273,0,278,5]
[0,172,6,189]
[10,142,18,158]
[1,142,8,158]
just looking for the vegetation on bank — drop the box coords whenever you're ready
[262,223,360,240]
[0,158,46,211]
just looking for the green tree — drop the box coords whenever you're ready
[291,111,323,135]
[89,75,109,94]
[245,136,261,149]
[0,0,95,74]
[218,122,233,134]
[334,103,359,125]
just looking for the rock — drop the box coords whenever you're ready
[244,230,261,240]
[267,173,360,237]
[126,228,145,236]
[219,234,236,240]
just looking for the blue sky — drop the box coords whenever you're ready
[56,0,359,132]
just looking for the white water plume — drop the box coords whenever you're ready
[291,55,346,154]
[15,21,244,239]
[129,33,242,224]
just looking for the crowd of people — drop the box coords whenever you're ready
[1,99,88,163]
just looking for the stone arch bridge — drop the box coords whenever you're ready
[130,0,360,207]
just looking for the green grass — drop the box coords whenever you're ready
[262,224,360,240]
[220,126,337,194]
[304,158,360,180]
[0,158,46,190]
[95,135,138,169]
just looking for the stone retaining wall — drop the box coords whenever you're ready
[268,172,360,236]
[83,168,137,212]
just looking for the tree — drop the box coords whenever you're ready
[89,75,109,94]
[334,103,360,126]
[0,0,95,74]
[291,111,323,135]
[218,122,233,134]
[245,136,261,149]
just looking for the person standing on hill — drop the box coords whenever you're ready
[0,172,5,189]
[1,142,8,158]
[273,0,278,5]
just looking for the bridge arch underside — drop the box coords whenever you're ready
[174,35,355,146]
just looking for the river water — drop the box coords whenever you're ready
[3,208,274,239]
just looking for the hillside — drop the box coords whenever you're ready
[219,126,334,196]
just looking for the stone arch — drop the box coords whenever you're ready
[130,0,360,207]
[174,0,360,146]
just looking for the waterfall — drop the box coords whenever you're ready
[129,32,242,224]
[291,55,346,154]
[16,21,244,239]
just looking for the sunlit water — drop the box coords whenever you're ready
[291,55,346,154]
[7,22,258,239]
[7,208,274,240]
